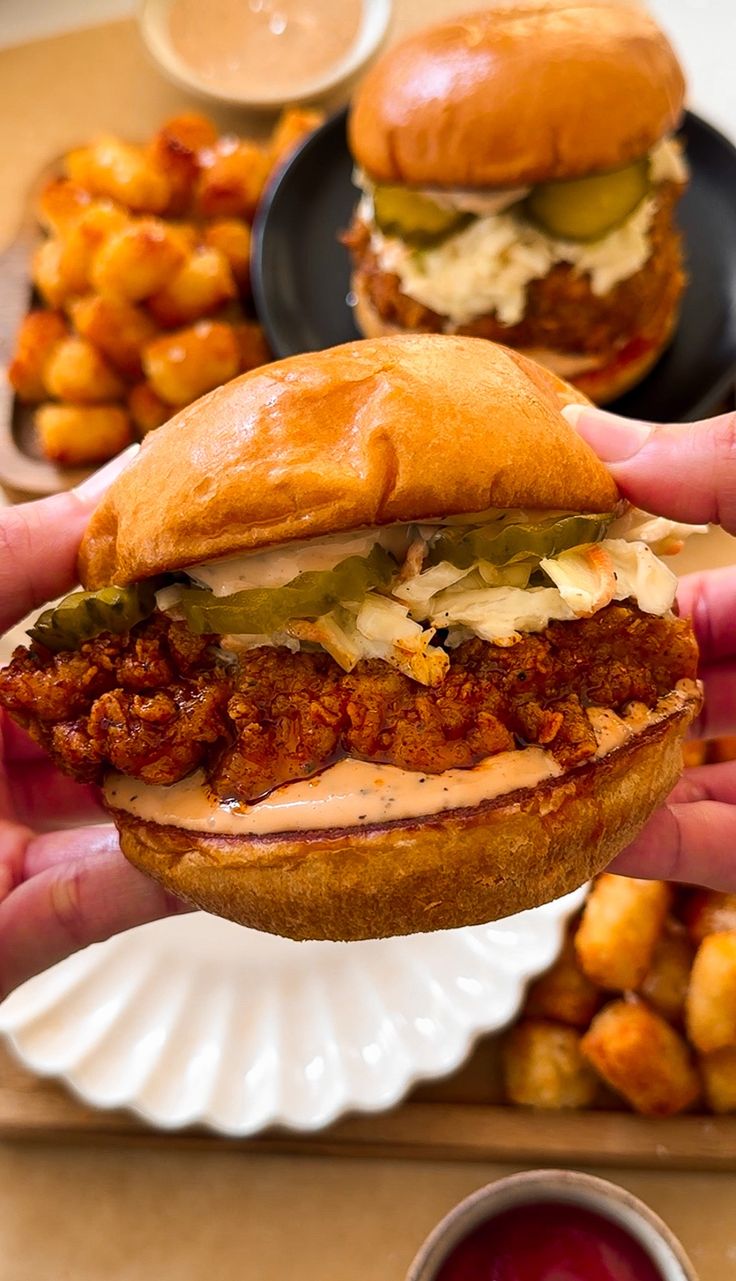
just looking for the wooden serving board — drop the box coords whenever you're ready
[3,1036,736,1170]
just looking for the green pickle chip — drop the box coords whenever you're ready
[526,160,650,242]
[178,545,396,635]
[29,581,160,652]
[373,184,470,246]
[429,513,612,570]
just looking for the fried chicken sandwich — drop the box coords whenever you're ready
[346,1,688,404]
[0,335,701,939]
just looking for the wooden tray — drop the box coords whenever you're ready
[3,1035,735,1169]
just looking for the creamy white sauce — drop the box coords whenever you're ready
[104,684,698,836]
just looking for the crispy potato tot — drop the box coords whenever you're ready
[32,239,72,308]
[686,932,736,1053]
[91,219,185,301]
[167,221,199,256]
[700,1046,736,1113]
[147,246,236,327]
[8,310,68,402]
[202,219,252,291]
[581,998,701,1116]
[66,135,171,213]
[682,740,707,768]
[503,1020,600,1109]
[57,201,130,295]
[143,320,240,405]
[35,403,133,466]
[44,337,125,403]
[523,929,602,1028]
[195,138,270,220]
[128,380,170,435]
[574,875,672,991]
[234,320,271,372]
[37,178,92,235]
[683,891,736,946]
[268,107,324,168]
[638,921,693,1024]
[70,294,158,380]
[709,736,736,763]
[148,113,218,214]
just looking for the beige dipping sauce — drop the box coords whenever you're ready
[168,0,364,98]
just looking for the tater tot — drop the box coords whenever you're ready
[66,135,171,214]
[44,337,125,403]
[268,107,324,168]
[195,138,270,220]
[523,929,602,1028]
[686,932,736,1053]
[202,219,252,291]
[683,891,736,946]
[35,403,133,466]
[8,310,68,402]
[709,736,736,763]
[37,178,92,235]
[574,875,672,991]
[91,219,185,301]
[638,921,693,1024]
[682,740,707,768]
[143,320,240,405]
[700,1046,736,1113]
[148,113,218,215]
[503,1020,600,1110]
[71,294,157,380]
[32,239,71,308]
[56,201,130,296]
[147,246,236,327]
[581,998,701,1116]
[128,380,170,435]
[233,320,271,372]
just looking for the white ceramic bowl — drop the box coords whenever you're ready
[407,1169,699,1281]
[139,0,392,109]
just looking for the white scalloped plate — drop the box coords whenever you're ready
[0,891,584,1135]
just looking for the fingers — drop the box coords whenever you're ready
[610,762,736,890]
[689,663,736,741]
[676,566,736,665]
[6,760,105,830]
[562,406,736,534]
[0,444,139,633]
[0,826,189,999]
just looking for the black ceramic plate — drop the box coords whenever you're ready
[253,109,736,422]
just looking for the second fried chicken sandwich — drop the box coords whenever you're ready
[0,335,701,939]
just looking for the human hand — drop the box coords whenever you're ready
[564,405,736,891]
[0,450,187,1000]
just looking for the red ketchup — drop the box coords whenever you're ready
[434,1202,664,1281]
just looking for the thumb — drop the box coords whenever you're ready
[562,405,736,534]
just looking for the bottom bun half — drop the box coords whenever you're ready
[351,277,680,407]
[111,694,698,941]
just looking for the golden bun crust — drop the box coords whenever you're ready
[79,335,617,589]
[351,277,681,405]
[349,3,685,188]
[113,693,698,941]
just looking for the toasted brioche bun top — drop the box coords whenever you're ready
[349,2,685,188]
[79,335,618,589]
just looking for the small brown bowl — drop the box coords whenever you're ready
[407,1169,699,1281]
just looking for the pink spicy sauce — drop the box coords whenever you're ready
[434,1202,665,1281]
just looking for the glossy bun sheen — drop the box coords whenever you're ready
[349,2,686,188]
[79,335,618,588]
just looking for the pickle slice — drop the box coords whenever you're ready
[526,161,650,242]
[29,582,160,652]
[429,513,612,570]
[177,545,395,636]
[373,184,469,245]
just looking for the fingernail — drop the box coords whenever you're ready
[562,404,653,462]
[72,443,141,503]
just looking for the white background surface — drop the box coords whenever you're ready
[0,1,734,137]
